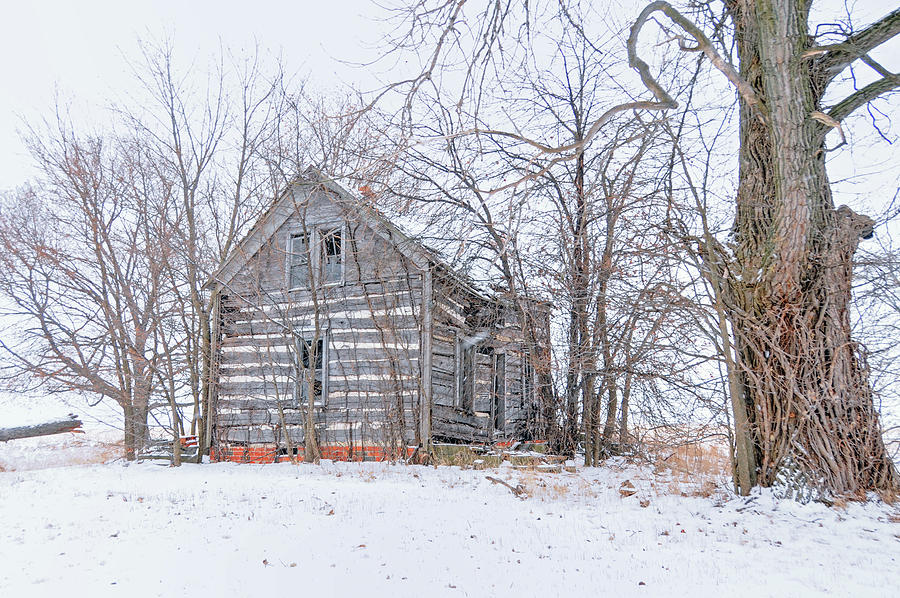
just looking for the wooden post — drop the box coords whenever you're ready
[420,268,434,453]
[203,286,222,461]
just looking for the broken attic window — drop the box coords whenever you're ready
[321,227,342,283]
[289,232,310,289]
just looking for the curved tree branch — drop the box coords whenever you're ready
[812,7,900,84]
[634,1,767,124]
[403,0,683,193]
[827,72,900,123]
[393,1,767,196]
[470,0,769,183]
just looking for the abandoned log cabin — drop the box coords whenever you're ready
[208,172,550,462]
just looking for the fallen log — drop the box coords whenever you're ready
[0,415,83,442]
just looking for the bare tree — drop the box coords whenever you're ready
[378,4,717,462]
[680,1,900,495]
[381,0,900,496]
[119,39,283,459]
[0,118,174,459]
[0,40,290,462]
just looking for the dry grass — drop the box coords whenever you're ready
[67,439,124,464]
[652,442,730,476]
[0,436,122,472]
[516,470,597,501]
[431,445,479,467]
[649,442,731,498]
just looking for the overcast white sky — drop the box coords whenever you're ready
[0,0,392,189]
[0,0,895,200]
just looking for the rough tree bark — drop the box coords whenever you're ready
[628,0,899,495]
[722,0,899,495]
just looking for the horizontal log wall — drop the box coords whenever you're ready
[428,276,537,443]
[213,184,541,454]
[214,187,426,453]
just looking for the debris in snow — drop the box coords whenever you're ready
[619,480,637,498]
[485,475,528,499]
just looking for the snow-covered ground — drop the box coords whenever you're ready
[0,452,897,597]
[2,394,899,597]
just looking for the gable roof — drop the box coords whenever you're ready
[208,168,490,300]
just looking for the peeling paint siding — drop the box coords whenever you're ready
[229,285,419,314]
[223,341,415,354]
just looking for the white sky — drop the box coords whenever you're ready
[0,0,387,189]
[0,0,895,199]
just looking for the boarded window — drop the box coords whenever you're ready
[457,337,475,412]
[289,233,310,289]
[321,227,342,283]
[493,353,506,430]
[522,352,534,409]
[473,348,493,414]
[295,334,326,406]
[431,330,457,407]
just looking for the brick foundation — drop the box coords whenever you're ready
[210,444,418,464]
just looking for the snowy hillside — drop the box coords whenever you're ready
[2,393,898,597]
[1,451,898,597]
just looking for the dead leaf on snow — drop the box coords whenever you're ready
[619,480,637,498]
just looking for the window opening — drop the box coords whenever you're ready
[522,352,534,409]
[289,233,310,289]
[294,335,326,406]
[457,336,476,412]
[493,353,506,430]
[321,227,342,283]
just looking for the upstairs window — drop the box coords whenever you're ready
[321,228,342,283]
[287,226,344,289]
[289,232,310,289]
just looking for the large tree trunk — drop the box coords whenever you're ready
[726,0,898,495]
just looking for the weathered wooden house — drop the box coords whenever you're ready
[208,172,549,462]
